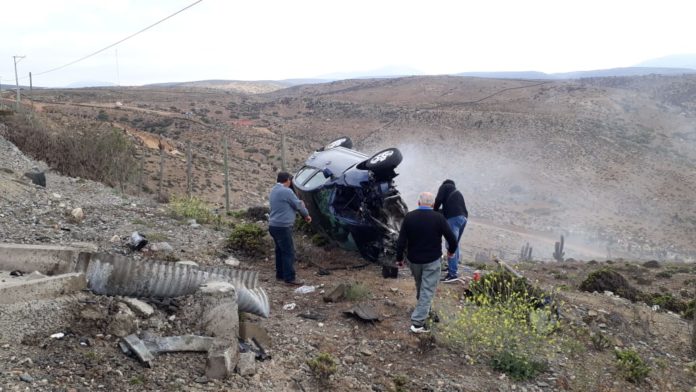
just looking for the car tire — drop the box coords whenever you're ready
[363,148,402,171]
[324,136,353,150]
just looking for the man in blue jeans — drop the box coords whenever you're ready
[396,192,457,333]
[268,172,312,286]
[434,179,469,283]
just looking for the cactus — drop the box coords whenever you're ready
[553,235,565,262]
[519,242,533,262]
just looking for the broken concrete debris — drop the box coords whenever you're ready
[1,244,273,381]
[236,351,257,376]
[344,304,381,323]
[121,297,155,318]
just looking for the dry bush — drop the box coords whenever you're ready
[1,112,138,192]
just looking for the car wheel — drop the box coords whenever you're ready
[324,136,353,150]
[363,148,402,171]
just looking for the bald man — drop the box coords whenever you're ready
[396,191,457,333]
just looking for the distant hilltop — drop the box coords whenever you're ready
[455,67,696,80]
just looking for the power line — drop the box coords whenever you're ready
[31,0,203,78]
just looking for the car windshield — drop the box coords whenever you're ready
[303,170,330,189]
[294,167,317,186]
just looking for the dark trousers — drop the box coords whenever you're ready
[269,226,295,282]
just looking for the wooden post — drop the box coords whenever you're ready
[186,140,192,198]
[692,292,696,357]
[223,129,230,213]
[280,132,286,171]
[158,137,165,202]
[137,158,144,197]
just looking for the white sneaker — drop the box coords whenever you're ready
[410,324,430,334]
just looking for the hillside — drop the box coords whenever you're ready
[0,125,695,391]
[3,74,695,263]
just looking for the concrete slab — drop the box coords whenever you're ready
[0,272,87,304]
[0,243,90,275]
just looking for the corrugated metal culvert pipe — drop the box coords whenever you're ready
[77,253,269,317]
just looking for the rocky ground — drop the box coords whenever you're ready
[1,134,695,391]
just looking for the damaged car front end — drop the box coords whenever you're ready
[293,138,408,270]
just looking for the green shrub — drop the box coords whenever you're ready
[490,350,548,381]
[392,374,410,392]
[615,349,650,383]
[655,271,672,279]
[647,293,687,313]
[344,282,370,301]
[438,270,557,380]
[169,196,214,224]
[311,233,330,247]
[296,215,316,234]
[227,223,266,254]
[306,352,337,384]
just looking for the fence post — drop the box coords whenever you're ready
[186,140,192,198]
[223,129,230,213]
[158,137,165,202]
[280,131,286,171]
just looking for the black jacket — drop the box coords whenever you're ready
[434,183,468,219]
[396,208,457,264]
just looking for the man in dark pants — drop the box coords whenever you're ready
[268,172,312,286]
[434,179,468,282]
[396,192,457,333]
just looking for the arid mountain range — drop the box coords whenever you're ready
[8,73,696,262]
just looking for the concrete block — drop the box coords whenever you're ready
[236,351,256,376]
[205,345,239,379]
[0,273,87,304]
[0,243,91,275]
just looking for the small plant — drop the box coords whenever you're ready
[146,232,169,242]
[169,196,213,224]
[227,223,266,254]
[615,348,650,383]
[590,331,611,351]
[245,206,270,221]
[392,374,409,392]
[129,376,145,385]
[655,270,672,279]
[306,352,337,385]
[553,235,565,262]
[344,282,370,301]
[311,233,330,247]
[519,242,533,262]
[295,215,316,234]
[490,350,548,381]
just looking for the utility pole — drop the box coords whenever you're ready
[29,72,34,110]
[13,55,25,111]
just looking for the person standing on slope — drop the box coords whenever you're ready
[268,171,312,286]
[434,179,468,282]
[396,192,457,333]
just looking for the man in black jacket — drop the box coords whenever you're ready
[396,192,457,333]
[434,179,468,282]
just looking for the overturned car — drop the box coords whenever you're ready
[293,137,408,269]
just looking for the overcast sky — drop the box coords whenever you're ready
[1,0,695,87]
